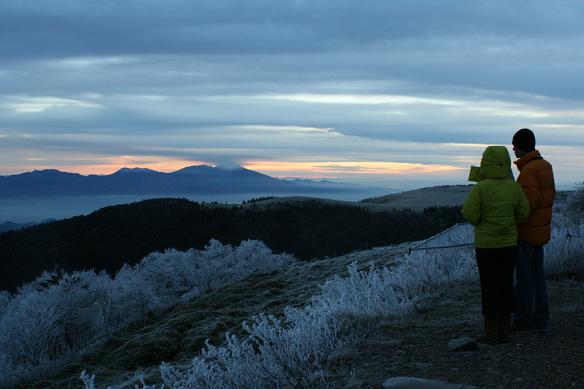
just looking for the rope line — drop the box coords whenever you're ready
[407,223,582,255]
[409,242,473,255]
[408,223,472,255]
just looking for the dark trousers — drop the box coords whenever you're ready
[476,246,517,318]
[514,240,549,330]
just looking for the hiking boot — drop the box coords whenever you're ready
[477,317,498,345]
[499,315,512,343]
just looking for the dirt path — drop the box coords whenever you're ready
[328,276,584,388]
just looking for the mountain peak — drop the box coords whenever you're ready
[171,165,216,175]
[113,167,159,175]
[32,169,64,174]
[214,163,245,171]
[26,169,82,177]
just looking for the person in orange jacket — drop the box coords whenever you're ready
[511,128,556,334]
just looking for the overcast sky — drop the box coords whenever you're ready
[1,0,583,188]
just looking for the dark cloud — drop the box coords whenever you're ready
[2,0,584,60]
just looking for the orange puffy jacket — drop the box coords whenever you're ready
[514,150,556,246]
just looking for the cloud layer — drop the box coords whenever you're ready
[1,0,583,187]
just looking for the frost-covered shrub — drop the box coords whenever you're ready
[545,223,584,275]
[49,271,115,348]
[160,309,353,388]
[80,371,97,389]
[114,240,294,317]
[81,369,162,389]
[157,220,583,388]
[112,263,154,322]
[0,270,118,384]
[1,240,293,387]
[317,246,476,318]
[0,290,65,384]
[158,244,477,388]
[566,182,584,219]
[4,295,63,364]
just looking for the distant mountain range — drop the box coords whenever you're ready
[0,219,56,234]
[0,221,36,234]
[0,165,348,198]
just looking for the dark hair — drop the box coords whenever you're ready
[512,128,536,152]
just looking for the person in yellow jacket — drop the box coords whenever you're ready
[511,128,556,334]
[463,145,530,344]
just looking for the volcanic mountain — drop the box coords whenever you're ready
[0,165,318,197]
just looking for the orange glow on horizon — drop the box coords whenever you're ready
[15,155,463,178]
[243,160,464,177]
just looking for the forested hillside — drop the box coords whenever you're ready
[0,198,463,291]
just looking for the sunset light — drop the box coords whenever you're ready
[243,160,464,178]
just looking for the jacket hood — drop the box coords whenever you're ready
[468,146,514,182]
[479,146,513,180]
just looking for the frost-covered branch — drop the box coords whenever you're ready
[0,240,293,386]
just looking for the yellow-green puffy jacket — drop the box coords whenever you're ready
[462,146,530,248]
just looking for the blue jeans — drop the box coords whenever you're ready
[514,240,549,330]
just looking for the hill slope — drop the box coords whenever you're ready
[23,244,410,388]
[361,185,473,210]
[23,244,584,389]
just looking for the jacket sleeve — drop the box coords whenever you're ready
[517,169,540,211]
[462,185,481,225]
[515,185,530,224]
